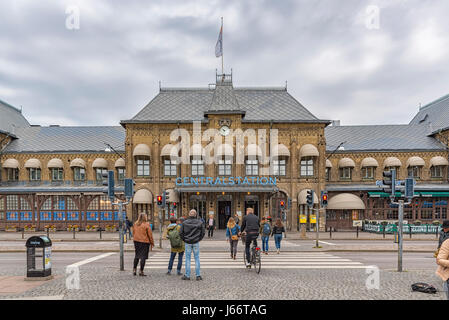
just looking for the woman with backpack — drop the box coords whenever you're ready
[166,217,185,276]
[259,217,272,255]
[132,212,154,276]
[271,218,285,254]
[226,217,241,260]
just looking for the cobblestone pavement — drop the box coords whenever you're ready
[0,251,445,300]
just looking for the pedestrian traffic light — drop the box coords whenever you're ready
[321,190,328,207]
[382,169,396,196]
[397,177,414,199]
[280,200,285,210]
[306,189,314,208]
[165,189,170,204]
[173,202,177,209]
[157,195,163,207]
[124,178,135,201]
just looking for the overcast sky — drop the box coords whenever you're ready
[1,0,448,127]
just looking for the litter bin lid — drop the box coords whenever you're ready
[25,235,52,247]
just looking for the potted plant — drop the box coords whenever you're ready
[414,220,422,226]
[86,224,99,232]
[5,225,17,232]
[24,224,36,232]
[432,220,440,226]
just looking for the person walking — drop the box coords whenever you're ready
[226,217,241,259]
[259,217,272,255]
[271,218,285,254]
[180,209,205,281]
[132,213,154,276]
[125,217,133,239]
[207,215,216,238]
[436,236,449,300]
[166,217,185,276]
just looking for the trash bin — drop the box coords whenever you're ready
[25,235,52,278]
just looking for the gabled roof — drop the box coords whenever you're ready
[3,126,125,153]
[325,124,447,152]
[0,99,30,135]
[409,94,449,134]
[121,77,328,124]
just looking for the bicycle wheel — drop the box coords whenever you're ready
[253,249,261,274]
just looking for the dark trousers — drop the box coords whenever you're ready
[168,252,184,273]
[229,240,238,256]
[208,227,214,237]
[245,233,258,264]
[133,258,146,271]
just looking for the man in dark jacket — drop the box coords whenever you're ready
[180,209,205,280]
[241,208,260,267]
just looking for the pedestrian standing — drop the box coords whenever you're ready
[166,217,185,276]
[234,213,240,226]
[132,212,154,276]
[434,220,449,258]
[436,237,449,300]
[272,218,285,254]
[207,215,216,238]
[226,217,241,259]
[259,217,272,255]
[125,217,133,239]
[180,209,205,281]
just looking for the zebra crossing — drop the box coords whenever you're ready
[145,251,366,270]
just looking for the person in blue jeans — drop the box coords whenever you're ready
[271,218,285,254]
[166,217,184,276]
[259,217,272,255]
[179,209,205,280]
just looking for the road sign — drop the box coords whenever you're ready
[299,214,307,224]
[353,220,363,227]
[310,214,316,224]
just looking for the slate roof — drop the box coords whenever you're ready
[3,126,125,153]
[122,82,328,124]
[409,94,449,134]
[0,99,30,135]
[325,124,447,152]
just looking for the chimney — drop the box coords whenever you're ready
[331,120,341,126]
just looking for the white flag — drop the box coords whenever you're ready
[215,26,222,57]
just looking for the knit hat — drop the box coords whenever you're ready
[442,220,449,229]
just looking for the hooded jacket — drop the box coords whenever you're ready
[167,223,185,253]
[180,217,205,244]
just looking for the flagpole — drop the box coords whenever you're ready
[221,17,224,75]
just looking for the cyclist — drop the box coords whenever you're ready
[240,207,260,268]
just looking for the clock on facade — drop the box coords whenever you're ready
[219,125,230,136]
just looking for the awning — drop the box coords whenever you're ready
[384,157,402,167]
[430,156,449,167]
[326,159,333,168]
[406,156,425,167]
[133,189,153,204]
[338,158,355,168]
[24,159,42,169]
[47,158,64,168]
[133,144,151,157]
[3,158,19,169]
[299,144,319,158]
[92,158,108,168]
[70,158,86,168]
[114,158,125,168]
[245,144,263,158]
[328,193,365,210]
[160,144,179,158]
[190,144,205,158]
[297,189,319,204]
[271,144,290,157]
[361,157,379,167]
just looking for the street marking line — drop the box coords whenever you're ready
[67,252,116,268]
[146,265,367,269]
[318,241,336,246]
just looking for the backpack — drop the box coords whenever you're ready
[262,223,271,236]
[411,283,437,294]
[167,227,183,248]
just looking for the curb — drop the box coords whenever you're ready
[0,249,434,253]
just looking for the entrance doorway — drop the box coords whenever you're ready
[218,201,232,229]
[244,200,259,218]
[189,195,207,222]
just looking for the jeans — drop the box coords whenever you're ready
[185,242,201,277]
[229,240,238,256]
[208,227,214,237]
[274,233,283,249]
[261,236,269,252]
[168,252,184,273]
[444,280,449,300]
[245,233,258,264]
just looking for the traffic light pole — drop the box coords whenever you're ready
[112,200,128,271]
[390,198,411,272]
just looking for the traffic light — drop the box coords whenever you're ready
[306,189,314,208]
[102,170,115,200]
[124,178,135,201]
[382,169,396,196]
[321,190,328,207]
[173,202,177,209]
[157,195,163,207]
[165,189,170,205]
[398,177,414,199]
[280,200,285,210]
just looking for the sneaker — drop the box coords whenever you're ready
[196,276,203,281]
[177,272,183,276]
[166,271,171,275]
[181,275,190,280]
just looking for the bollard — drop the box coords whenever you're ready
[73,228,75,240]
[410,226,412,239]
[99,227,102,240]
[46,228,49,239]
[22,227,24,240]
[356,226,359,238]
[436,227,439,239]
[329,227,332,239]
[383,227,386,239]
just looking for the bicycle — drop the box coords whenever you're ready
[241,232,261,274]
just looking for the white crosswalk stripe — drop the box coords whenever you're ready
[145,251,365,269]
